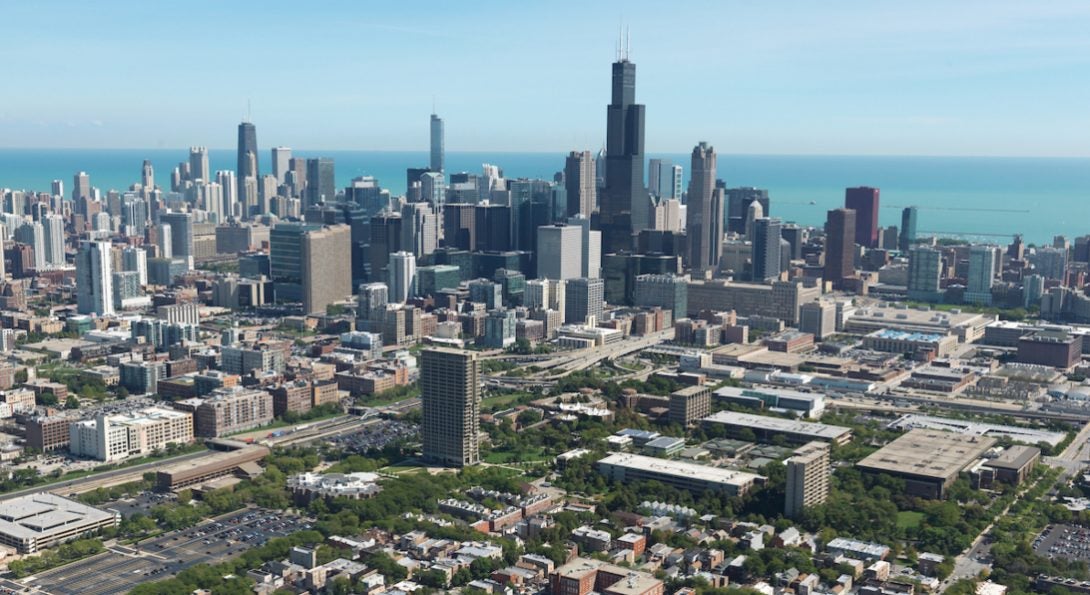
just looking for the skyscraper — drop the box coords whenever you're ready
[14,222,45,270]
[387,251,417,303]
[726,187,770,234]
[236,121,259,200]
[141,160,155,190]
[648,159,682,200]
[965,245,997,305]
[76,240,114,316]
[271,147,292,186]
[122,247,148,286]
[907,246,943,302]
[301,225,352,314]
[72,171,91,201]
[565,277,604,325]
[430,113,444,172]
[752,217,783,282]
[686,142,724,275]
[536,224,582,280]
[42,214,65,267]
[785,442,830,519]
[564,150,597,218]
[159,212,194,270]
[899,206,918,252]
[845,186,880,248]
[305,158,336,206]
[420,347,480,467]
[189,147,210,182]
[600,50,649,252]
[823,208,856,287]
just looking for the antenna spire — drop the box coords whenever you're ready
[245,99,252,123]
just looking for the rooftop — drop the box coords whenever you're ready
[598,452,764,489]
[870,329,947,343]
[857,428,996,480]
[703,411,852,441]
[0,493,116,541]
[889,414,1066,447]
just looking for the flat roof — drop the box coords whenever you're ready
[889,414,1066,447]
[847,306,988,328]
[0,493,115,541]
[703,411,851,441]
[984,445,1041,471]
[714,385,823,404]
[857,429,996,480]
[598,453,764,489]
[870,329,947,343]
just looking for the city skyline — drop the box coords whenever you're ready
[2,1,1089,157]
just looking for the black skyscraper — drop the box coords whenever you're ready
[600,50,649,254]
[237,122,259,200]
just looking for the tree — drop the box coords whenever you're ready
[65,395,80,409]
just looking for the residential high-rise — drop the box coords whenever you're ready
[159,212,194,270]
[752,217,783,282]
[271,147,292,185]
[686,142,724,275]
[845,186,880,248]
[388,251,417,304]
[785,442,830,518]
[536,224,582,280]
[14,222,45,270]
[600,51,650,252]
[907,246,943,302]
[430,113,444,172]
[121,247,148,286]
[965,245,998,305]
[237,121,259,200]
[899,206,918,252]
[305,158,336,206]
[189,146,210,182]
[420,348,480,467]
[76,240,114,316]
[564,150,597,218]
[565,277,604,325]
[42,214,65,267]
[823,209,856,288]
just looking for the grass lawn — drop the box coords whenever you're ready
[483,447,549,464]
[896,510,925,529]
[481,393,528,410]
[381,460,426,475]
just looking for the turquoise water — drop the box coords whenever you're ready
[1,149,1087,244]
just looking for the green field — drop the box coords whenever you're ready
[896,510,924,529]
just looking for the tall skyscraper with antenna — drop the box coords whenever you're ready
[600,29,649,253]
[237,120,259,204]
[430,113,444,173]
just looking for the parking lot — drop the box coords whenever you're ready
[1034,524,1090,562]
[20,508,313,595]
[328,419,418,453]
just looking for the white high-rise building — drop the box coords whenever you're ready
[42,214,65,267]
[121,247,148,286]
[537,224,583,281]
[272,147,292,186]
[547,278,566,315]
[158,224,173,259]
[567,214,601,279]
[216,171,238,212]
[526,279,550,310]
[76,240,114,316]
[388,251,417,304]
[401,202,439,258]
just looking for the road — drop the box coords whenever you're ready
[0,449,211,501]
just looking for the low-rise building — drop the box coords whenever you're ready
[702,411,852,445]
[856,429,996,498]
[287,472,381,505]
[0,493,119,554]
[596,452,763,496]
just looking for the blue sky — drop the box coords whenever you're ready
[2,1,1089,156]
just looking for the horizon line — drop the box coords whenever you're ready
[0,147,1087,161]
